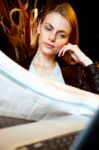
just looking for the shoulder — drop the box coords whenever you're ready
[59,62,83,76]
[84,62,99,74]
[58,62,83,85]
[18,55,33,70]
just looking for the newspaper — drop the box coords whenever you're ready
[0,50,99,121]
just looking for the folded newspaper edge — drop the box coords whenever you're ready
[0,50,99,120]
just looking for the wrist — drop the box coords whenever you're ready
[83,59,93,67]
[81,57,93,67]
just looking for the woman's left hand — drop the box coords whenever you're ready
[58,43,93,66]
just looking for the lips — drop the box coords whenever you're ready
[44,42,55,49]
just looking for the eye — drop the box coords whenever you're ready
[45,27,52,31]
[58,33,66,39]
[60,34,66,38]
[44,25,52,31]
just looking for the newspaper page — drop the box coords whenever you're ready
[0,50,99,121]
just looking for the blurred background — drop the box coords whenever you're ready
[0,0,99,61]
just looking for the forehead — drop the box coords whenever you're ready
[43,12,71,33]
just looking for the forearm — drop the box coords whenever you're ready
[84,63,99,94]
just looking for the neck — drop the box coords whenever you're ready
[33,49,56,67]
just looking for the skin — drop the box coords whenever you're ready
[58,43,93,66]
[33,12,71,67]
[33,12,93,77]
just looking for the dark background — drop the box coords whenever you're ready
[38,0,99,62]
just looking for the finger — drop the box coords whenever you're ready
[70,53,78,62]
[58,48,64,57]
[58,45,69,57]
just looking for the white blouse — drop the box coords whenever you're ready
[29,61,65,84]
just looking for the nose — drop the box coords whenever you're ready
[49,31,56,42]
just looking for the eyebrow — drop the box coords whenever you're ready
[45,23,68,34]
[45,23,53,28]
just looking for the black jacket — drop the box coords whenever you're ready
[18,55,99,94]
[0,24,99,94]
[60,62,99,94]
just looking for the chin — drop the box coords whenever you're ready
[43,48,53,55]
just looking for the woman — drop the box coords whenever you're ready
[21,2,99,94]
[0,2,99,93]
[0,2,99,125]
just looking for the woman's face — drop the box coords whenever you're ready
[37,12,71,56]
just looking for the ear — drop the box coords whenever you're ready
[37,21,41,34]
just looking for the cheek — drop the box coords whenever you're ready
[56,41,67,52]
[40,30,48,41]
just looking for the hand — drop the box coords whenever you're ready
[58,43,93,66]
